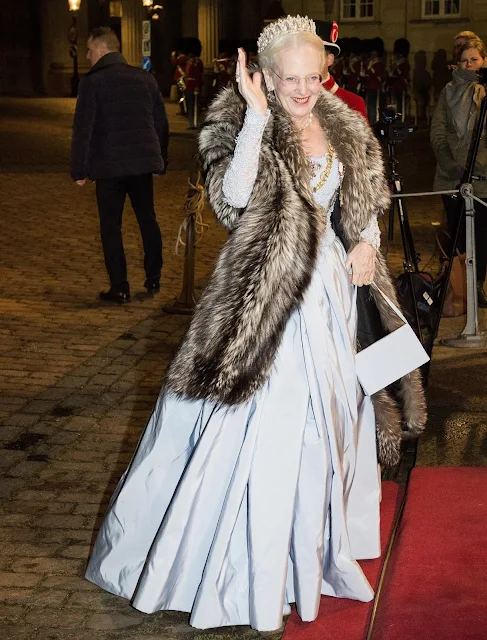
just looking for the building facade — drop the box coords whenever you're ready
[317,0,487,62]
[0,0,486,96]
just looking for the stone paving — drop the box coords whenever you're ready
[0,97,486,639]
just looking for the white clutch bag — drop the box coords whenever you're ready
[355,283,430,396]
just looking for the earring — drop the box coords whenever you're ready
[267,90,275,102]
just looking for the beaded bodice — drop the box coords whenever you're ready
[221,107,380,250]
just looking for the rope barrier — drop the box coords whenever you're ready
[163,155,205,315]
[174,171,208,256]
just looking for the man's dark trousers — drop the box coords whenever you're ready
[95,173,162,293]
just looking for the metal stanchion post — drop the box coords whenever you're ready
[441,184,487,347]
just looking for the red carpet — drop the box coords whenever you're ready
[282,481,404,640]
[372,467,487,640]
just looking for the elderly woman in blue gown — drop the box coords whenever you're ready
[85,16,426,633]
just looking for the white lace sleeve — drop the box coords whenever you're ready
[222,107,271,208]
[360,215,381,250]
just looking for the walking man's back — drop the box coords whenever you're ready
[71,27,169,304]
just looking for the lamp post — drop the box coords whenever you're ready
[67,0,81,97]
[140,0,164,70]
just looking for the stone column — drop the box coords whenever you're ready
[243,0,266,39]
[121,0,144,68]
[181,0,198,37]
[198,0,220,67]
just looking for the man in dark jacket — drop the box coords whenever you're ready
[71,27,169,304]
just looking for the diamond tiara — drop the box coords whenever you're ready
[257,15,317,54]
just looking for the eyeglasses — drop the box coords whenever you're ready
[271,70,323,88]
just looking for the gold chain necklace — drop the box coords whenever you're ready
[309,142,335,193]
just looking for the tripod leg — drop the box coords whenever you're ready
[387,200,395,244]
[396,187,420,273]
[395,188,423,343]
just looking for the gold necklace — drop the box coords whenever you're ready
[310,142,335,193]
[296,113,313,133]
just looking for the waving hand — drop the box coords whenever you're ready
[235,48,268,117]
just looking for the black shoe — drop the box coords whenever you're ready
[99,289,130,304]
[144,279,160,294]
[478,284,487,308]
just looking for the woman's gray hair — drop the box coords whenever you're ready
[258,31,325,71]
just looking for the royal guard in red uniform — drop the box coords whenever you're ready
[213,41,236,93]
[363,37,385,125]
[387,38,410,121]
[330,38,347,87]
[171,49,188,114]
[214,56,233,90]
[184,43,204,130]
[345,38,363,94]
[315,21,368,121]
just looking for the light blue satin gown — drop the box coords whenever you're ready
[85,113,382,633]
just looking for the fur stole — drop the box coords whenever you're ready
[165,87,427,466]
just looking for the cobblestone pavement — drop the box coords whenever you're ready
[0,97,486,639]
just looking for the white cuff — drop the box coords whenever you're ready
[360,216,381,250]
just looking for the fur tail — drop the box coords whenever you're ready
[399,369,427,437]
[372,388,403,467]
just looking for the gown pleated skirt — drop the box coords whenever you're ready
[85,233,381,632]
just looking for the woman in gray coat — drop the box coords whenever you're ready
[431,36,487,306]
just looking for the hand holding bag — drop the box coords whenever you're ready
[355,283,430,396]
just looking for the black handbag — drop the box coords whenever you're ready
[331,197,386,349]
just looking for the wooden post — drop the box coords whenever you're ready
[163,156,201,315]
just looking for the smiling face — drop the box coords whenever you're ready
[458,47,487,71]
[263,44,323,121]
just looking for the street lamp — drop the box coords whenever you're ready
[67,0,81,97]
[142,0,164,17]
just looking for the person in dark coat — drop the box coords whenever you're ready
[71,27,169,304]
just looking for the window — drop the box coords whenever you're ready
[423,0,460,17]
[341,0,374,20]
[109,1,123,18]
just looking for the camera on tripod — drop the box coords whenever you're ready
[374,107,410,143]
